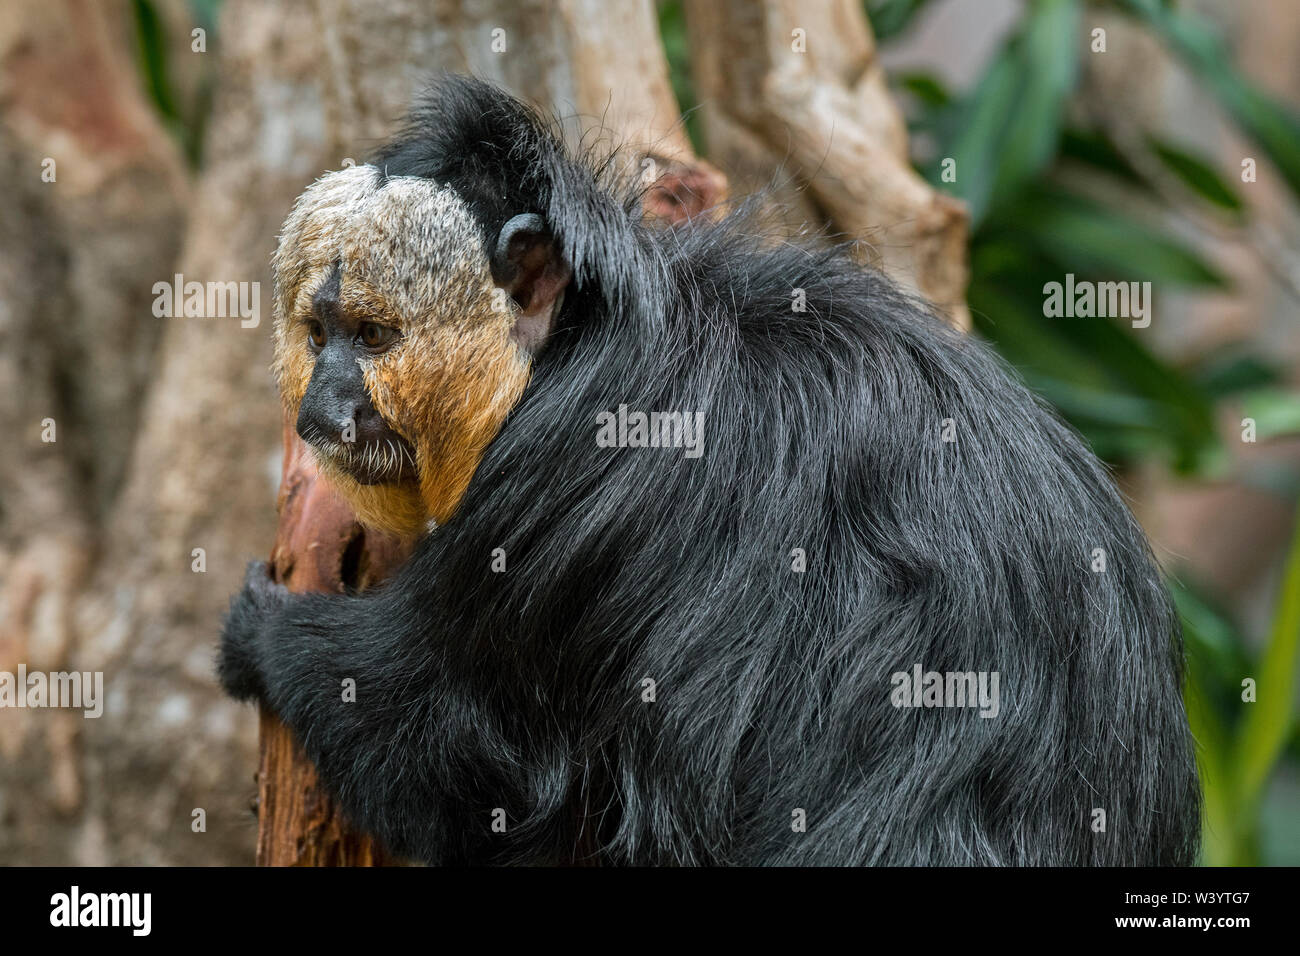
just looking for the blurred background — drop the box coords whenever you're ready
[0,0,1296,865]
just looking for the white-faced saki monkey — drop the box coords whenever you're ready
[220,74,1201,866]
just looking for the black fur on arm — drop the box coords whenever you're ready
[220,558,581,865]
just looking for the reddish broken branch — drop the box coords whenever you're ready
[255,415,413,866]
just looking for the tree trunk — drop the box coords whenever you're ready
[0,0,191,865]
[256,420,412,865]
[684,0,970,328]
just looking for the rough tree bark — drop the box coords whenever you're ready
[684,0,970,328]
[0,0,192,864]
[256,419,411,866]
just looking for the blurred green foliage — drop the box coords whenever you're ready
[130,0,219,166]
[1179,518,1300,865]
[658,0,704,153]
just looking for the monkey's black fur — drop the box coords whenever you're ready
[220,75,1201,865]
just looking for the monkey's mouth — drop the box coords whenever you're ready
[309,436,419,486]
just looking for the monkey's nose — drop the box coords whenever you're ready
[348,403,391,444]
[295,401,375,446]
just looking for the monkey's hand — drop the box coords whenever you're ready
[218,560,292,702]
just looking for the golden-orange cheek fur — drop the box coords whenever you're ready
[274,302,530,539]
[365,315,531,532]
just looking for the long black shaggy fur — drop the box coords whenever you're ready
[220,74,1201,866]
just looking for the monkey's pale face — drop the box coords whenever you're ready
[272,165,533,536]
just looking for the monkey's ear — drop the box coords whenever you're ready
[491,213,572,355]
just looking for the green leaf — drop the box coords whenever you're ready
[969,200,1224,472]
[1241,389,1300,440]
[897,72,951,109]
[1235,516,1300,813]
[1175,579,1252,685]
[1190,350,1281,400]
[1059,127,1145,185]
[930,0,1081,225]
[657,0,702,154]
[967,270,1118,394]
[866,0,939,41]
[1149,137,1245,212]
[934,54,1020,223]
[130,0,178,122]
[1175,579,1253,865]
[968,281,1220,472]
[1118,0,1300,200]
[1006,187,1226,287]
[1185,654,1236,865]
[989,0,1081,205]
[1048,316,1219,471]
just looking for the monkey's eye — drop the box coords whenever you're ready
[358,322,399,351]
[307,320,327,350]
